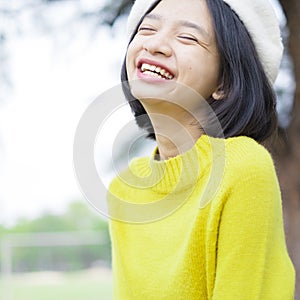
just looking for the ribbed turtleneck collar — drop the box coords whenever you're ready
[108,135,227,223]
[127,135,225,195]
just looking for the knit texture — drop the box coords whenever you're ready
[108,135,295,299]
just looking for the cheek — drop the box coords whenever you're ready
[125,55,131,78]
[126,38,140,59]
[125,42,139,79]
[185,65,219,98]
[126,52,135,81]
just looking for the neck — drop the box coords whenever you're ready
[140,100,204,160]
[155,133,201,160]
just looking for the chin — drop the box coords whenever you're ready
[128,78,178,103]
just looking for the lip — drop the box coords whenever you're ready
[136,58,175,81]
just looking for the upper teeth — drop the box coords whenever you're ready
[141,63,174,80]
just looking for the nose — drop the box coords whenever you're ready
[143,33,172,57]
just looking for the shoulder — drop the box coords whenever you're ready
[224,136,275,174]
[108,156,150,195]
[208,137,282,215]
[218,136,281,194]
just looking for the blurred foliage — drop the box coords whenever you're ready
[5,201,109,233]
[0,201,111,273]
[0,0,299,295]
[101,0,133,26]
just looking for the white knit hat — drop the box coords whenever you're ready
[126,0,283,84]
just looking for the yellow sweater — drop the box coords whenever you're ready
[108,135,295,299]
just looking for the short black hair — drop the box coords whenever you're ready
[121,0,278,142]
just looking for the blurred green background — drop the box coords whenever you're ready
[0,0,299,299]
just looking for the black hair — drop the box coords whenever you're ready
[121,0,278,142]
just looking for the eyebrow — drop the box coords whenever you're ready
[178,20,210,40]
[144,13,210,40]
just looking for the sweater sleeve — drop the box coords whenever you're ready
[212,149,295,300]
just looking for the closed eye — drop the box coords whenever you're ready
[138,27,156,32]
[178,36,199,43]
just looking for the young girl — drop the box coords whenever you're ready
[108,0,296,298]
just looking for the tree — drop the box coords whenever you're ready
[0,0,298,296]
[276,0,300,298]
[0,201,111,273]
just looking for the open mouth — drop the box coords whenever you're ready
[140,63,174,80]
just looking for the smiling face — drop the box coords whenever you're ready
[126,0,221,101]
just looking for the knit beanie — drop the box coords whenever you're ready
[126,0,283,84]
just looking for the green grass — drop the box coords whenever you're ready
[0,269,113,300]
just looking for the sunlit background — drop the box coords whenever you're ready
[0,0,293,226]
[0,0,298,299]
[0,1,130,299]
[0,0,129,226]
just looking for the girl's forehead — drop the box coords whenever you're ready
[142,0,214,35]
[148,0,210,18]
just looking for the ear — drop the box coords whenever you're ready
[212,86,225,100]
